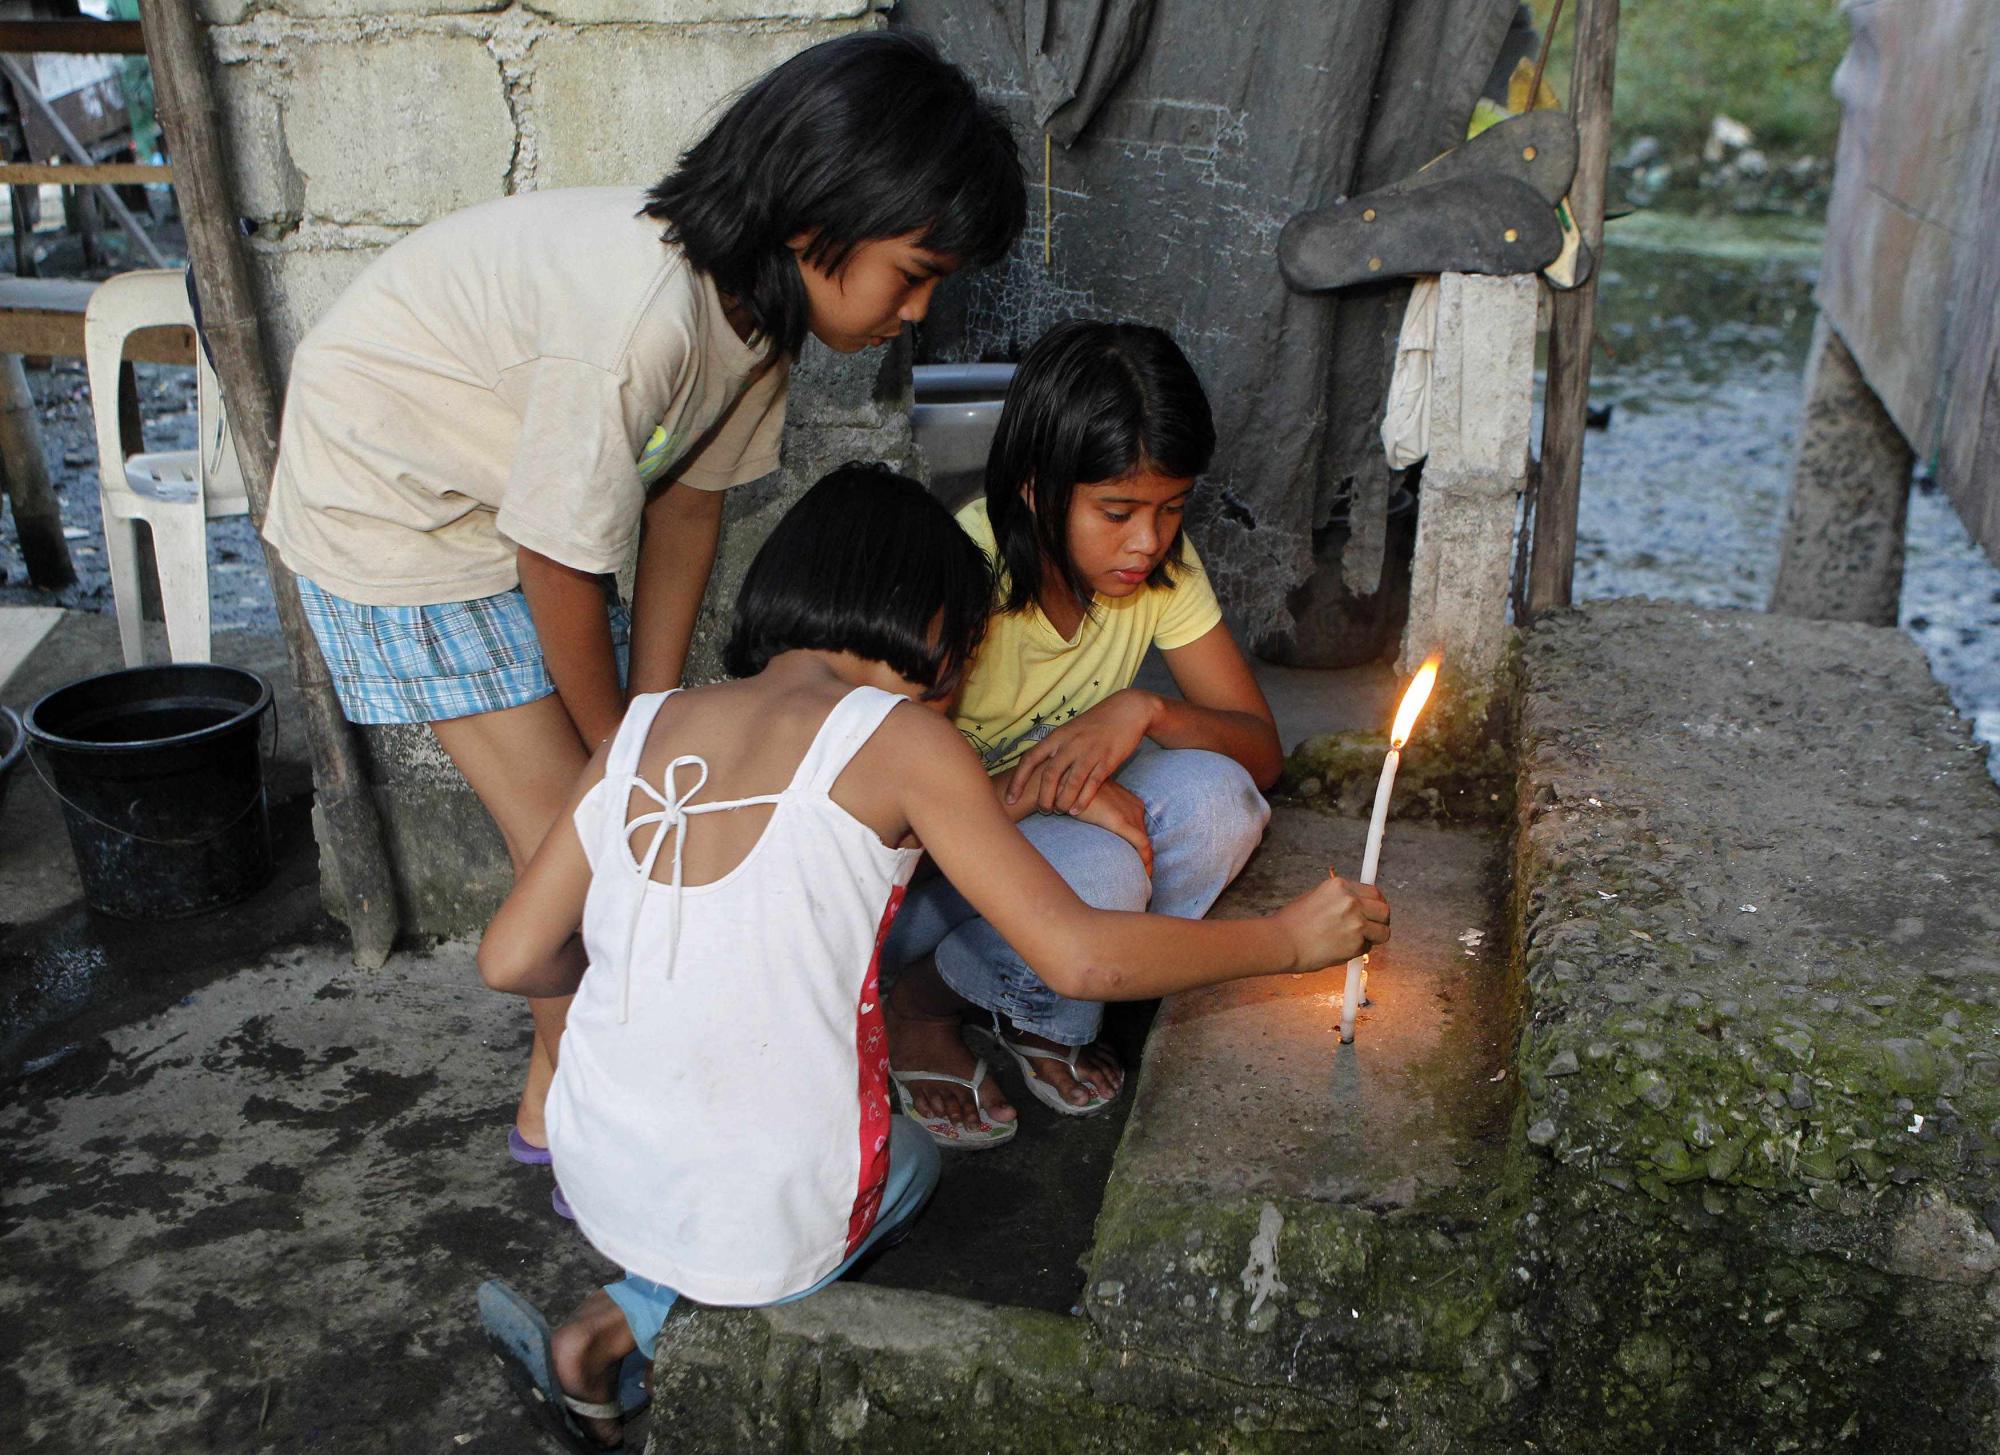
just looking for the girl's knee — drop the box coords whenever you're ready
[1078,837,1152,911]
[1139,748,1270,845]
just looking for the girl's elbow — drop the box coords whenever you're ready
[1034,952,1094,1000]
[476,936,523,993]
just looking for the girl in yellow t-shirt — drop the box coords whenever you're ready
[884,321,1285,1145]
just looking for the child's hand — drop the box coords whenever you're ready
[1071,780,1153,875]
[1275,876,1390,970]
[1005,689,1160,814]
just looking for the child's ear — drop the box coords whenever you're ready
[786,229,817,254]
[1018,477,1035,515]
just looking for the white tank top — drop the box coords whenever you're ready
[545,684,920,1303]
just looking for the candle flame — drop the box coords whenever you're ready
[1389,655,1441,748]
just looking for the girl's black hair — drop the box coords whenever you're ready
[725,463,993,699]
[984,320,1216,615]
[643,31,1025,357]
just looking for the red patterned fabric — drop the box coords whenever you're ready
[846,882,905,1253]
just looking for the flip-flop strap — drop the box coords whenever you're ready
[1003,1039,1088,1076]
[893,1061,1011,1132]
[564,1394,623,1421]
[890,1058,989,1097]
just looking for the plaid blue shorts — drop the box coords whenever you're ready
[295,577,631,725]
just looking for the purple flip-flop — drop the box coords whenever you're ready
[508,1127,553,1166]
[552,1183,575,1221]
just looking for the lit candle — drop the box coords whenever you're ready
[1339,654,1440,1044]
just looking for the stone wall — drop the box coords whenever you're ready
[196,0,910,935]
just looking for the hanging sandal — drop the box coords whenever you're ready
[984,1029,1121,1117]
[890,1059,1018,1150]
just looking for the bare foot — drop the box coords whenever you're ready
[1005,1026,1125,1109]
[887,987,1016,1130]
[549,1290,633,1450]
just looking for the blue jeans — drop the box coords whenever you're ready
[604,1114,940,1359]
[884,747,1271,1046]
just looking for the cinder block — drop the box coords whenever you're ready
[529,21,853,189]
[249,242,389,381]
[528,0,874,23]
[265,0,505,17]
[211,61,302,224]
[197,0,257,25]
[284,36,513,225]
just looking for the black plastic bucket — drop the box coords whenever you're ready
[0,704,22,822]
[24,664,274,919]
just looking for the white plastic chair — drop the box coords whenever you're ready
[84,268,249,667]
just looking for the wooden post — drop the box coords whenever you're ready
[10,183,38,277]
[141,0,400,968]
[0,353,74,587]
[1525,0,1619,618]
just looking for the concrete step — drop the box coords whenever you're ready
[1510,602,2000,1450]
[649,805,1524,1451]
[1081,812,1517,1405]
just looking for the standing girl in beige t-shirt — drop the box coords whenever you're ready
[263,32,1024,1191]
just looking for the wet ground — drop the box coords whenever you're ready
[1574,211,2000,768]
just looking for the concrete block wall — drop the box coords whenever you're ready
[197,0,906,935]
[201,0,885,365]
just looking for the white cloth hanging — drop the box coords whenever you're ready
[1382,275,1442,469]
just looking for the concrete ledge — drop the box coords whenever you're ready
[649,1283,1373,1452]
[1081,812,1524,1441]
[1511,602,2000,1449]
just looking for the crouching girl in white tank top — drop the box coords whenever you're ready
[472,463,1390,1452]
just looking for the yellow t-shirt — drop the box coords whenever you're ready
[264,187,788,607]
[952,498,1224,773]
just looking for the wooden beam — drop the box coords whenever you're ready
[0,162,173,186]
[0,20,147,56]
[0,278,197,363]
[1526,0,1619,618]
[142,0,401,968]
[0,312,193,364]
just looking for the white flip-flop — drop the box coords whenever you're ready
[985,1030,1120,1117]
[890,1057,1018,1149]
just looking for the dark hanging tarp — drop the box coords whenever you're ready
[900,0,1525,664]
[1026,0,1158,145]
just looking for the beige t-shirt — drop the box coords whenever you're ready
[264,187,788,606]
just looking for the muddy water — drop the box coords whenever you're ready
[1574,212,2000,778]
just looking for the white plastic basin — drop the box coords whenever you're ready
[911,363,1015,499]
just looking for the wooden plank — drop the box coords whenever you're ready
[0,162,173,185]
[0,20,147,56]
[1526,0,1619,617]
[0,278,196,363]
